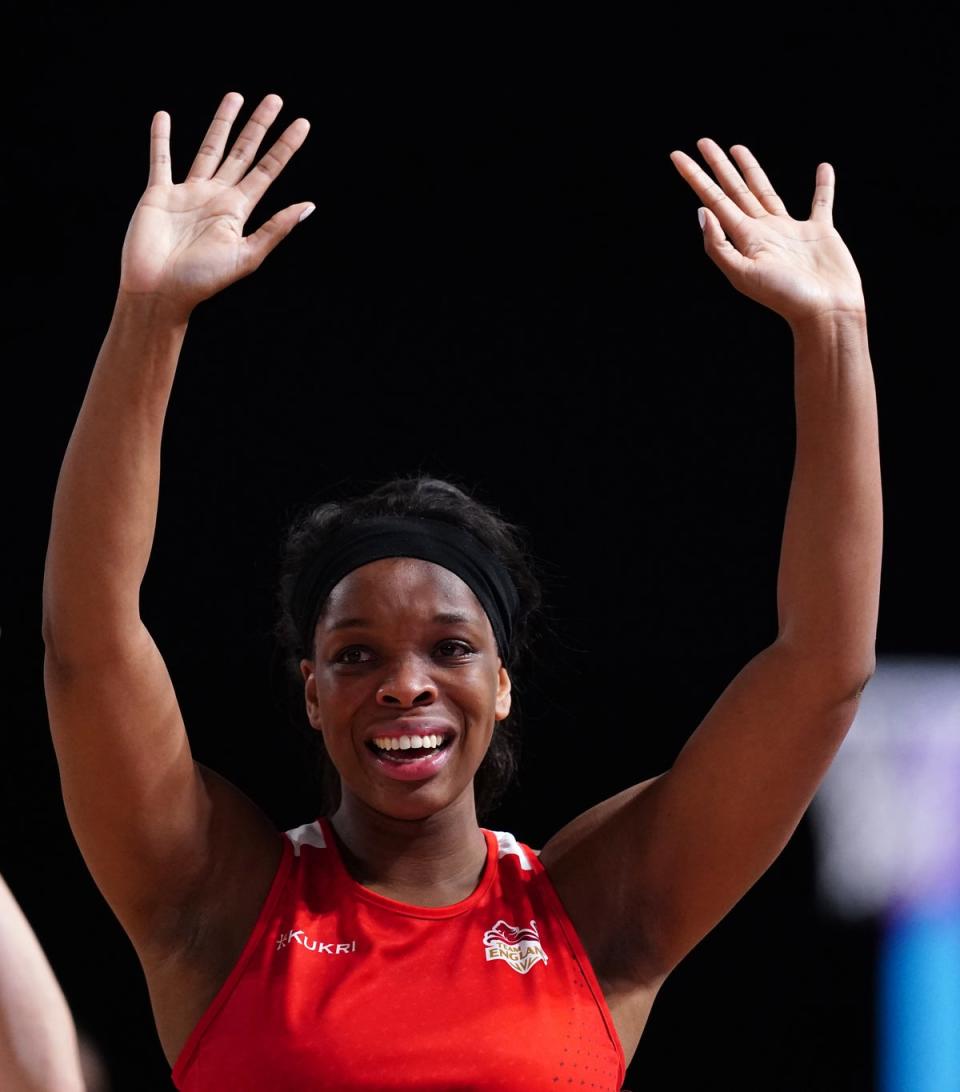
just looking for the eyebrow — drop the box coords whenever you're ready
[325,611,477,632]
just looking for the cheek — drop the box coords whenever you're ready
[457,669,502,723]
[312,675,368,727]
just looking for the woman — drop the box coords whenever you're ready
[42,92,881,1090]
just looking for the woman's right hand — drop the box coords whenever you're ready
[119,92,312,318]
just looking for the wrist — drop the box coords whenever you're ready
[102,292,191,386]
[788,308,868,341]
[113,289,194,331]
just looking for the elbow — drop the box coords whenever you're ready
[42,609,145,674]
[40,603,59,653]
[41,580,144,668]
[819,660,877,707]
[770,638,876,707]
[40,604,62,660]
[41,598,76,666]
[836,648,877,704]
[851,658,876,700]
[40,578,69,657]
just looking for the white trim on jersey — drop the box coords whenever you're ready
[492,830,532,870]
[285,821,327,856]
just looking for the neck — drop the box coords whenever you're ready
[329,787,488,901]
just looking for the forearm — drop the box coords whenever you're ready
[42,292,188,659]
[775,311,881,688]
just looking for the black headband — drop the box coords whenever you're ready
[292,516,520,660]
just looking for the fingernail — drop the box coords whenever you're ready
[697,208,706,231]
[298,204,316,224]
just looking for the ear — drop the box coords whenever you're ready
[299,657,323,731]
[494,665,512,722]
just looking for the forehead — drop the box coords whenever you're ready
[320,557,485,623]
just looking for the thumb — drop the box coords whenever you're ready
[242,202,316,274]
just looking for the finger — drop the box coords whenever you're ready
[148,111,172,187]
[241,201,316,274]
[699,205,751,280]
[670,148,749,240]
[213,93,285,186]
[810,162,835,223]
[237,117,311,206]
[695,137,769,218]
[728,144,788,216]
[186,92,245,181]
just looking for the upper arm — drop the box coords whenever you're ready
[540,641,869,982]
[43,625,279,957]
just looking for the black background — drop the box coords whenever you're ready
[4,9,957,1090]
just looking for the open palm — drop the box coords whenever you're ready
[120,93,312,314]
[670,139,864,325]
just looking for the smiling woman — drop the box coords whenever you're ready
[41,90,881,1092]
[301,549,511,815]
[274,477,541,820]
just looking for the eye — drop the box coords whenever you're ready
[435,640,474,659]
[333,646,374,665]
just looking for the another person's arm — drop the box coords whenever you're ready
[542,140,880,982]
[0,873,84,1092]
[42,94,312,966]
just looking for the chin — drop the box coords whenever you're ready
[361,779,477,823]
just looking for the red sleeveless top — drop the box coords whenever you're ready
[172,818,626,1090]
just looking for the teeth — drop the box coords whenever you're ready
[371,734,445,752]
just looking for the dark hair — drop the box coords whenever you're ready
[275,476,542,820]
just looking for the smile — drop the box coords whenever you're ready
[370,734,446,752]
[363,733,456,781]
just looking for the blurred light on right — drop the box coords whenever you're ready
[809,657,960,1092]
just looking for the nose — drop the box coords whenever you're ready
[376,656,438,707]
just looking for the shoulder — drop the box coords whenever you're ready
[486,828,542,867]
[284,819,329,856]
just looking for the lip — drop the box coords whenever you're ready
[361,718,458,782]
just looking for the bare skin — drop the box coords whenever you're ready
[43,97,880,1071]
[0,874,85,1092]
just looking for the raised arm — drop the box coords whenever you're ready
[542,140,881,999]
[42,94,313,970]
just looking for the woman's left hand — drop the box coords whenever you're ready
[670,139,865,326]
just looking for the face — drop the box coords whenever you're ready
[299,557,512,821]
